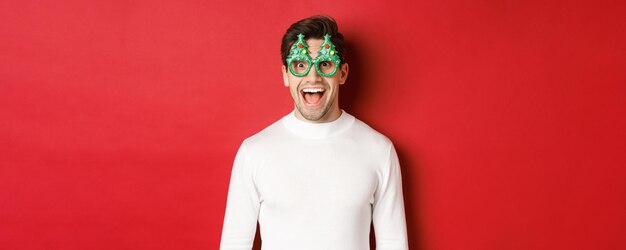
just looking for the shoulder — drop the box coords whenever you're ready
[238,115,290,152]
[349,116,394,149]
[341,115,395,164]
[348,117,401,176]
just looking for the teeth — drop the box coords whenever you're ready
[302,88,324,93]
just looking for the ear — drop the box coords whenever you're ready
[338,63,349,85]
[282,65,289,87]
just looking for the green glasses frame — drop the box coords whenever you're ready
[286,34,341,77]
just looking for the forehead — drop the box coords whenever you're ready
[305,38,324,57]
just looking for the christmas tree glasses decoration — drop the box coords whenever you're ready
[287,34,341,77]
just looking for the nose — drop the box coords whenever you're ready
[304,65,322,82]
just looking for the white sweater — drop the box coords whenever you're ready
[220,111,408,250]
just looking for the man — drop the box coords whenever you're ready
[220,15,408,250]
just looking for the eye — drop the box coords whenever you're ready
[319,61,334,69]
[290,60,310,75]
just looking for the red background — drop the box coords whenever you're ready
[1,0,625,249]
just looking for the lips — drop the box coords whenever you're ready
[301,87,325,106]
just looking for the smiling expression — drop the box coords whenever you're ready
[282,38,349,123]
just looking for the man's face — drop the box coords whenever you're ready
[282,38,349,123]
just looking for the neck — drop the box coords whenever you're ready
[282,109,355,139]
[294,106,342,123]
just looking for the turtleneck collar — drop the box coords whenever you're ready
[281,109,356,139]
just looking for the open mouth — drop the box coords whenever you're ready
[301,87,325,106]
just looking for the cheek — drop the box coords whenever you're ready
[326,79,341,89]
[288,79,301,96]
[286,76,301,87]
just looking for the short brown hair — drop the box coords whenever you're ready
[280,15,346,67]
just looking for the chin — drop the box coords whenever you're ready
[299,108,324,121]
[297,102,332,121]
